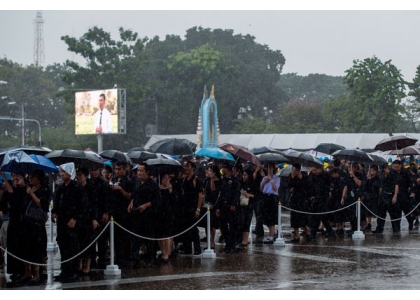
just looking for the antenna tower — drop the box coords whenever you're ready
[33,11,45,67]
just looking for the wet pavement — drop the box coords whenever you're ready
[2,213,420,290]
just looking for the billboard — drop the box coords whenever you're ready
[75,89,126,135]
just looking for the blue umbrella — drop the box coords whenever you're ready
[0,150,40,174]
[195,147,235,161]
[29,154,59,174]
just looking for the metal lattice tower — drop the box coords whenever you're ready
[33,11,45,67]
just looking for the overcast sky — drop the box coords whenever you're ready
[2,3,420,81]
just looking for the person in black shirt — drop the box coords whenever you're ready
[252,164,266,239]
[375,164,399,233]
[75,167,98,275]
[1,171,27,284]
[392,160,415,231]
[308,165,335,239]
[52,163,88,282]
[409,165,420,226]
[329,168,347,236]
[362,165,381,232]
[129,163,161,267]
[216,165,240,253]
[237,169,258,249]
[199,164,221,249]
[110,161,133,266]
[178,161,204,256]
[345,162,364,235]
[89,167,112,268]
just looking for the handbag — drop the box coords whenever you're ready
[24,200,48,225]
[240,189,249,206]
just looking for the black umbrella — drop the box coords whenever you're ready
[145,157,183,177]
[100,150,132,164]
[367,154,387,165]
[314,143,345,155]
[284,151,323,167]
[126,150,158,163]
[332,149,373,163]
[148,138,197,156]
[276,165,309,177]
[258,153,290,164]
[374,135,418,151]
[249,146,283,155]
[388,145,420,156]
[46,149,105,169]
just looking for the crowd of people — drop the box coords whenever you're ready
[1,153,420,285]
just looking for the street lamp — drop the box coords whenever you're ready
[1,97,25,145]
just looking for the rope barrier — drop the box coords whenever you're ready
[114,211,209,241]
[281,201,357,215]
[0,222,110,268]
[360,200,420,222]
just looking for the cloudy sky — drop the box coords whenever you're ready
[1,2,420,81]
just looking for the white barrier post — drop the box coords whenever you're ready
[203,208,216,258]
[104,216,121,275]
[47,181,57,252]
[47,205,57,252]
[274,201,285,246]
[352,198,365,240]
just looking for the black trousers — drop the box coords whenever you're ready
[219,203,237,250]
[376,193,400,231]
[56,222,80,276]
[252,195,264,236]
[309,200,333,235]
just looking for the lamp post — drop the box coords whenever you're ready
[1,97,25,145]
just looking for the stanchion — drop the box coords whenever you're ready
[47,182,57,252]
[274,201,285,246]
[203,208,216,259]
[104,216,121,275]
[47,206,57,252]
[352,197,365,240]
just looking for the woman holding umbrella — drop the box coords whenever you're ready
[20,170,51,285]
[0,169,27,285]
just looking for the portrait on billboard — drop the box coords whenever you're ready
[75,89,119,135]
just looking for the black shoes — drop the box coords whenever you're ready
[223,247,236,254]
[290,238,300,243]
[364,224,372,232]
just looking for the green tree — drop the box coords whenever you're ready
[0,58,66,147]
[341,56,406,133]
[231,117,278,134]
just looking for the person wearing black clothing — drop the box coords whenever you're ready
[216,165,240,253]
[20,170,51,285]
[110,161,133,266]
[252,164,266,238]
[308,165,335,239]
[89,167,112,268]
[237,169,258,249]
[76,168,99,275]
[288,164,311,242]
[409,165,420,225]
[129,163,161,267]
[329,168,347,236]
[375,164,399,233]
[362,165,381,232]
[52,163,88,282]
[0,171,27,284]
[392,160,415,231]
[178,161,204,256]
[199,165,221,249]
[345,163,364,234]
[157,173,177,263]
